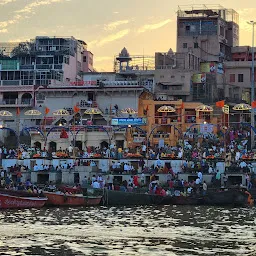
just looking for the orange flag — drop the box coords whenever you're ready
[45,107,50,115]
[16,107,20,116]
[181,102,185,109]
[252,101,256,109]
[73,105,80,113]
[216,100,225,108]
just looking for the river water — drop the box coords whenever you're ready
[0,205,255,256]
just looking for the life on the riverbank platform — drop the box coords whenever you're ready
[1,158,254,188]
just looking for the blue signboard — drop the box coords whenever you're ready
[111,118,147,126]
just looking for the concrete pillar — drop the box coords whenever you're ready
[31,172,38,184]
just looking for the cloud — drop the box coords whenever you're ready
[0,14,22,29]
[137,19,172,33]
[0,28,8,33]
[104,20,129,31]
[8,37,30,42]
[15,0,69,14]
[91,29,130,47]
[0,0,70,32]
[0,0,16,5]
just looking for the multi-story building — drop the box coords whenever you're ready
[173,5,239,104]
[155,49,200,101]
[0,36,94,146]
[136,91,219,147]
[224,46,256,103]
[31,71,144,151]
[176,5,239,62]
[114,47,155,92]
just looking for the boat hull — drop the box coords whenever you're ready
[44,192,102,207]
[104,190,168,206]
[0,194,47,209]
[166,190,250,206]
[204,190,249,206]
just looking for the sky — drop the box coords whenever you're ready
[0,0,256,71]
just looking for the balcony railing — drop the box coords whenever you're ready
[36,64,53,69]
[2,80,20,86]
[0,99,32,106]
[20,65,35,70]
[153,134,170,139]
[154,117,181,125]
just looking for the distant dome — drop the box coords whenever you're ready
[119,47,130,57]
[167,48,174,56]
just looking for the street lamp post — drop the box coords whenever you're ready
[248,21,256,149]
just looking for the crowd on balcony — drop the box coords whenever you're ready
[0,126,254,175]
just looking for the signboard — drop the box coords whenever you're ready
[158,139,164,149]
[192,73,206,83]
[133,137,145,143]
[200,124,213,134]
[217,63,224,74]
[69,81,97,86]
[222,105,229,114]
[111,118,147,126]
[200,62,216,73]
[200,62,224,74]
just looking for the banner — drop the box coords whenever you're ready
[217,63,224,74]
[200,62,224,74]
[111,118,147,126]
[192,73,206,83]
[200,124,213,134]
[158,139,165,149]
[200,62,216,73]
[222,105,229,114]
[133,137,146,143]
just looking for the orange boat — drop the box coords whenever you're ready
[44,192,102,207]
[0,194,47,209]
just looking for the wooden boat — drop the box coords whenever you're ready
[0,188,44,198]
[44,191,102,207]
[164,189,252,207]
[204,189,251,207]
[103,189,171,206]
[59,186,82,194]
[0,194,47,209]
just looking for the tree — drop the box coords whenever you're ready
[11,41,34,57]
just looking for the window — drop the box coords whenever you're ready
[160,75,164,79]
[162,85,168,90]
[194,42,199,48]
[171,75,175,78]
[183,43,187,48]
[238,74,244,82]
[172,86,182,90]
[185,25,190,31]
[83,56,87,62]
[230,74,235,83]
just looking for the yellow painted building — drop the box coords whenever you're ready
[128,92,220,147]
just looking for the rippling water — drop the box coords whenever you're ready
[0,205,255,255]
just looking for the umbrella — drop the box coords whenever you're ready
[232,103,252,111]
[84,108,102,115]
[195,105,213,112]
[0,110,13,117]
[53,109,70,116]
[24,110,42,116]
[157,106,176,113]
[121,108,138,115]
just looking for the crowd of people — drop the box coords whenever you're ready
[0,126,252,162]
